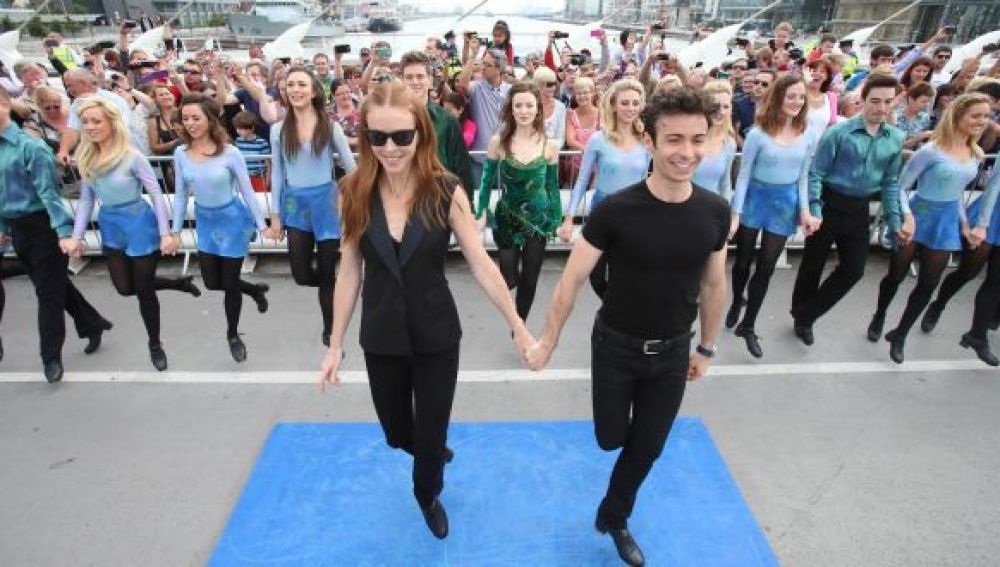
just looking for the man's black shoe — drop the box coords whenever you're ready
[44,360,64,383]
[885,329,905,364]
[595,515,645,566]
[228,335,247,362]
[420,498,449,539]
[149,343,168,371]
[793,321,814,346]
[960,333,999,367]
[83,319,114,355]
[735,326,763,358]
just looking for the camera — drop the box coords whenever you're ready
[788,47,804,60]
[651,22,665,32]
[553,31,569,40]
[122,19,137,29]
[569,54,585,66]
[735,37,749,48]
[982,43,999,54]
[334,44,351,54]
[128,60,158,70]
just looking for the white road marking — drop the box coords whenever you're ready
[0,359,994,384]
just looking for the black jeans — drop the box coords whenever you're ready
[792,189,871,324]
[591,318,690,529]
[9,212,105,364]
[364,343,460,508]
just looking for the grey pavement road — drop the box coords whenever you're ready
[1,252,998,566]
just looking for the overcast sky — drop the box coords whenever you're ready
[401,0,563,14]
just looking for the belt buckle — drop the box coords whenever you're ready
[642,340,662,355]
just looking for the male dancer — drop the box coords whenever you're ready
[0,87,110,382]
[791,73,910,345]
[526,89,729,566]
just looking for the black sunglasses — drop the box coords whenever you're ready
[365,128,416,146]
[755,80,770,87]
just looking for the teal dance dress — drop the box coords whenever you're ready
[476,153,562,249]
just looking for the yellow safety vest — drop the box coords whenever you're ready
[52,45,78,70]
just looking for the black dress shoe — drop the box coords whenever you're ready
[724,298,745,329]
[228,335,247,362]
[735,326,763,358]
[960,333,999,367]
[867,313,885,343]
[793,320,814,346]
[595,515,645,566]
[149,343,168,371]
[44,360,64,383]
[420,498,449,539]
[179,275,202,297]
[920,301,944,333]
[251,283,269,313]
[885,330,905,364]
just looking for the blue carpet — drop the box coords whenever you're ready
[210,419,776,566]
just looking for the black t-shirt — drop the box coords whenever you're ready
[583,180,730,338]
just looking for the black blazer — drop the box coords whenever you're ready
[358,178,462,356]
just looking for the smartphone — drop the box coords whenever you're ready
[590,29,604,38]
[334,44,351,54]
[376,46,392,59]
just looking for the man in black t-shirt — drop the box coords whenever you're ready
[526,89,729,566]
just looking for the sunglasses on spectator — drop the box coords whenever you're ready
[755,80,770,86]
[183,68,200,74]
[365,128,416,146]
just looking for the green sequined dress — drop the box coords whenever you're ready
[476,155,563,249]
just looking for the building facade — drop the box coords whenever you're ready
[830,0,1000,43]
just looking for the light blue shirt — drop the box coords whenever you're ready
[732,126,816,215]
[72,150,170,239]
[566,131,651,214]
[171,145,266,233]
[898,143,981,220]
[692,137,737,198]
[269,120,356,208]
[467,79,512,160]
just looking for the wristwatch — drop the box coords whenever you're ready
[695,344,716,358]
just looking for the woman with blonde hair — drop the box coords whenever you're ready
[868,92,993,364]
[319,82,534,538]
[558,78,648,295]
[31,86,70,152]
[564,76,601,185]
[476,81,562,321]
[62,98,200,371]
[728,74,820,358]
[532,66,566,148]
[692,80,738,201]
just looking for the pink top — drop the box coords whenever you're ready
[461,118,477,149]
[569,108,600,149]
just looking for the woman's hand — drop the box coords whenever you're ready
[318,347,343,391]
[161,234,181,256]
[800,211,822,237]
[265,216,285,241]
[556,217,574,243]
[966,225,987,249]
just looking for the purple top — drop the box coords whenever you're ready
[171,144,267,233]
[72,150,170,239]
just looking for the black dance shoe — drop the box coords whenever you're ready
[866,313,885,343]
[149,343,168,371]
[180,275,201,297]
[885,330,905,365]
[920,301,943,333]
[595,514,645,566]
[735,326,763,359]
[793,320,814,346]
[420,498,449,539]
[251,283,269,313]
[725,298,745,329]
[960,333,999,367]
[228,335,247,363]
[83,319,113,355]
[44,359,64,383]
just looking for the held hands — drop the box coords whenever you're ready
[966,225,987,249]
[161,234,181,256]
[556,218,574,243]
[800,211,821,236]
[318,346,344,390]
[58,238,84,257]
[525,339,554,371]
[896,214,916,246]
[265,216,285,241]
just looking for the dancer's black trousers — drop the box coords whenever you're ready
[364,343,460,508]
[792,188,871,324]
[591,318,689,529]
[8,212,105,363]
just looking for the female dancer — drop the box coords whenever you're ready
[692,80,738,203]
[557,79,648,296]
[266,67,356,346]
[64,99,200,371]
[476,82,562,322]
[728,74,820,358]
[868,93,993,364]
[164,94,269,363]
[318,82,534,538]
[957,166,1000,365]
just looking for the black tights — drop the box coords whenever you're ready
[105,249,192,347]
[875,243,951,337]
[969,246,1000,340]
[198,253,263,338]
[286,228,340,335]
[933,240,992,311]
[498,235,546,321]
[731,226,788,330]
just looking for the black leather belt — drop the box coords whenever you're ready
[597,317,694,355]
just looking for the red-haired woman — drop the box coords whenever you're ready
[318,83,534,539]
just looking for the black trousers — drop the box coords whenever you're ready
[591,318,690,529]
[364,343,460,508]
[9,212,105,364]
[792,189,871,324]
